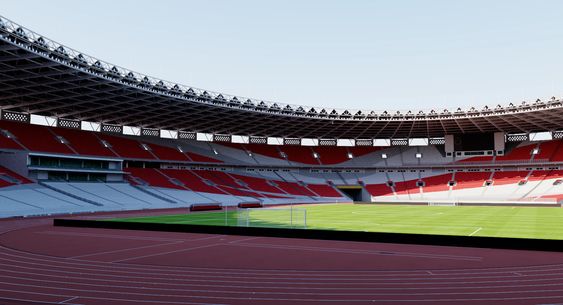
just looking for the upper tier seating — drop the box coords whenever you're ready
[0,120,74,154]
[219,143,382,165]
[96,133,156,160]
[51,127,117,157]
[185,152,223,163]
[4,120,563,167]
[457,140,563,163]
[0,120,221,163]
[551,142,563,162]
[535,141,561,161]
[495,144,535,162]
[0,127,25,150]
[148,144,191,162]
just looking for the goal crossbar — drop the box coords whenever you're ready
[236,207,307,229]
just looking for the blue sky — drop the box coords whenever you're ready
[2,0,563,111]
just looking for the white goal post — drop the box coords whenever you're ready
[428,202,458,206]
[236,207,307,229]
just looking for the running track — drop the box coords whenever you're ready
[2,209,563,304]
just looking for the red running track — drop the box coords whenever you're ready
[2,209,563,304]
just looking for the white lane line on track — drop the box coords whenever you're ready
[58,296,80,304]
[230,243,483,261]
[9,279,563,301]
[228,237,261,244]
[3,243,558,280]
[0,288,227,305]
[3,236,563,276]
[0,296,79,305]
[6,270,563,293]
[4,257,538,284]
[68,235,227,259]
[112,244,223,263]
[35,231,185,242]
[70,241,184,259]
[6,271,563,297]
[6,256,563,288]
[0,245,545,278]
[7,262,563,293]
[469,227,482,236]
[6,286,563,305]
[36,231,225,243]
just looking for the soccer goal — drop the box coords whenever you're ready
[236,207,307,229]
[428,201,458,206]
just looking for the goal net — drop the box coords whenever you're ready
[428,202,458,206]
[236,207,307,229]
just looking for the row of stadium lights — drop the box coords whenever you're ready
[1,112,442,148]
[1,16,562,121]
[14,114,562,151]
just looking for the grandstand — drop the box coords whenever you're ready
[2,13,563,305]
[0,13,563,216]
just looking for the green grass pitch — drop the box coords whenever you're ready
[109,204,563,240]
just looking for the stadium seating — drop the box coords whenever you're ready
[218,143,382,165]
[229,173,286,194]
[51,127,117,157]
[148,144,191,162]
[2,119,563,218]
[158,169,227,194]
[0,120,74,154]
[96,133,156,160]
[0,120,222,163]
[305,183,343,197]
[126,168,184,190]
[491,171,528,186]
[453,172,491,190]
[421,173,453,193]
[0,166,31,187]
[365,184,394,197]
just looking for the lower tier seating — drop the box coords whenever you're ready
[365,170,563,203]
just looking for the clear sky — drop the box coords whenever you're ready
[2,0,563,111]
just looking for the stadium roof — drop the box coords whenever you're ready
[1,15,563,140]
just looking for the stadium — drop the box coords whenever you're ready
[2,7,563,305]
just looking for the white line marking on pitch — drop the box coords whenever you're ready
[469,227,482,236]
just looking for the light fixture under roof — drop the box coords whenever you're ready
[100,140,111,148]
